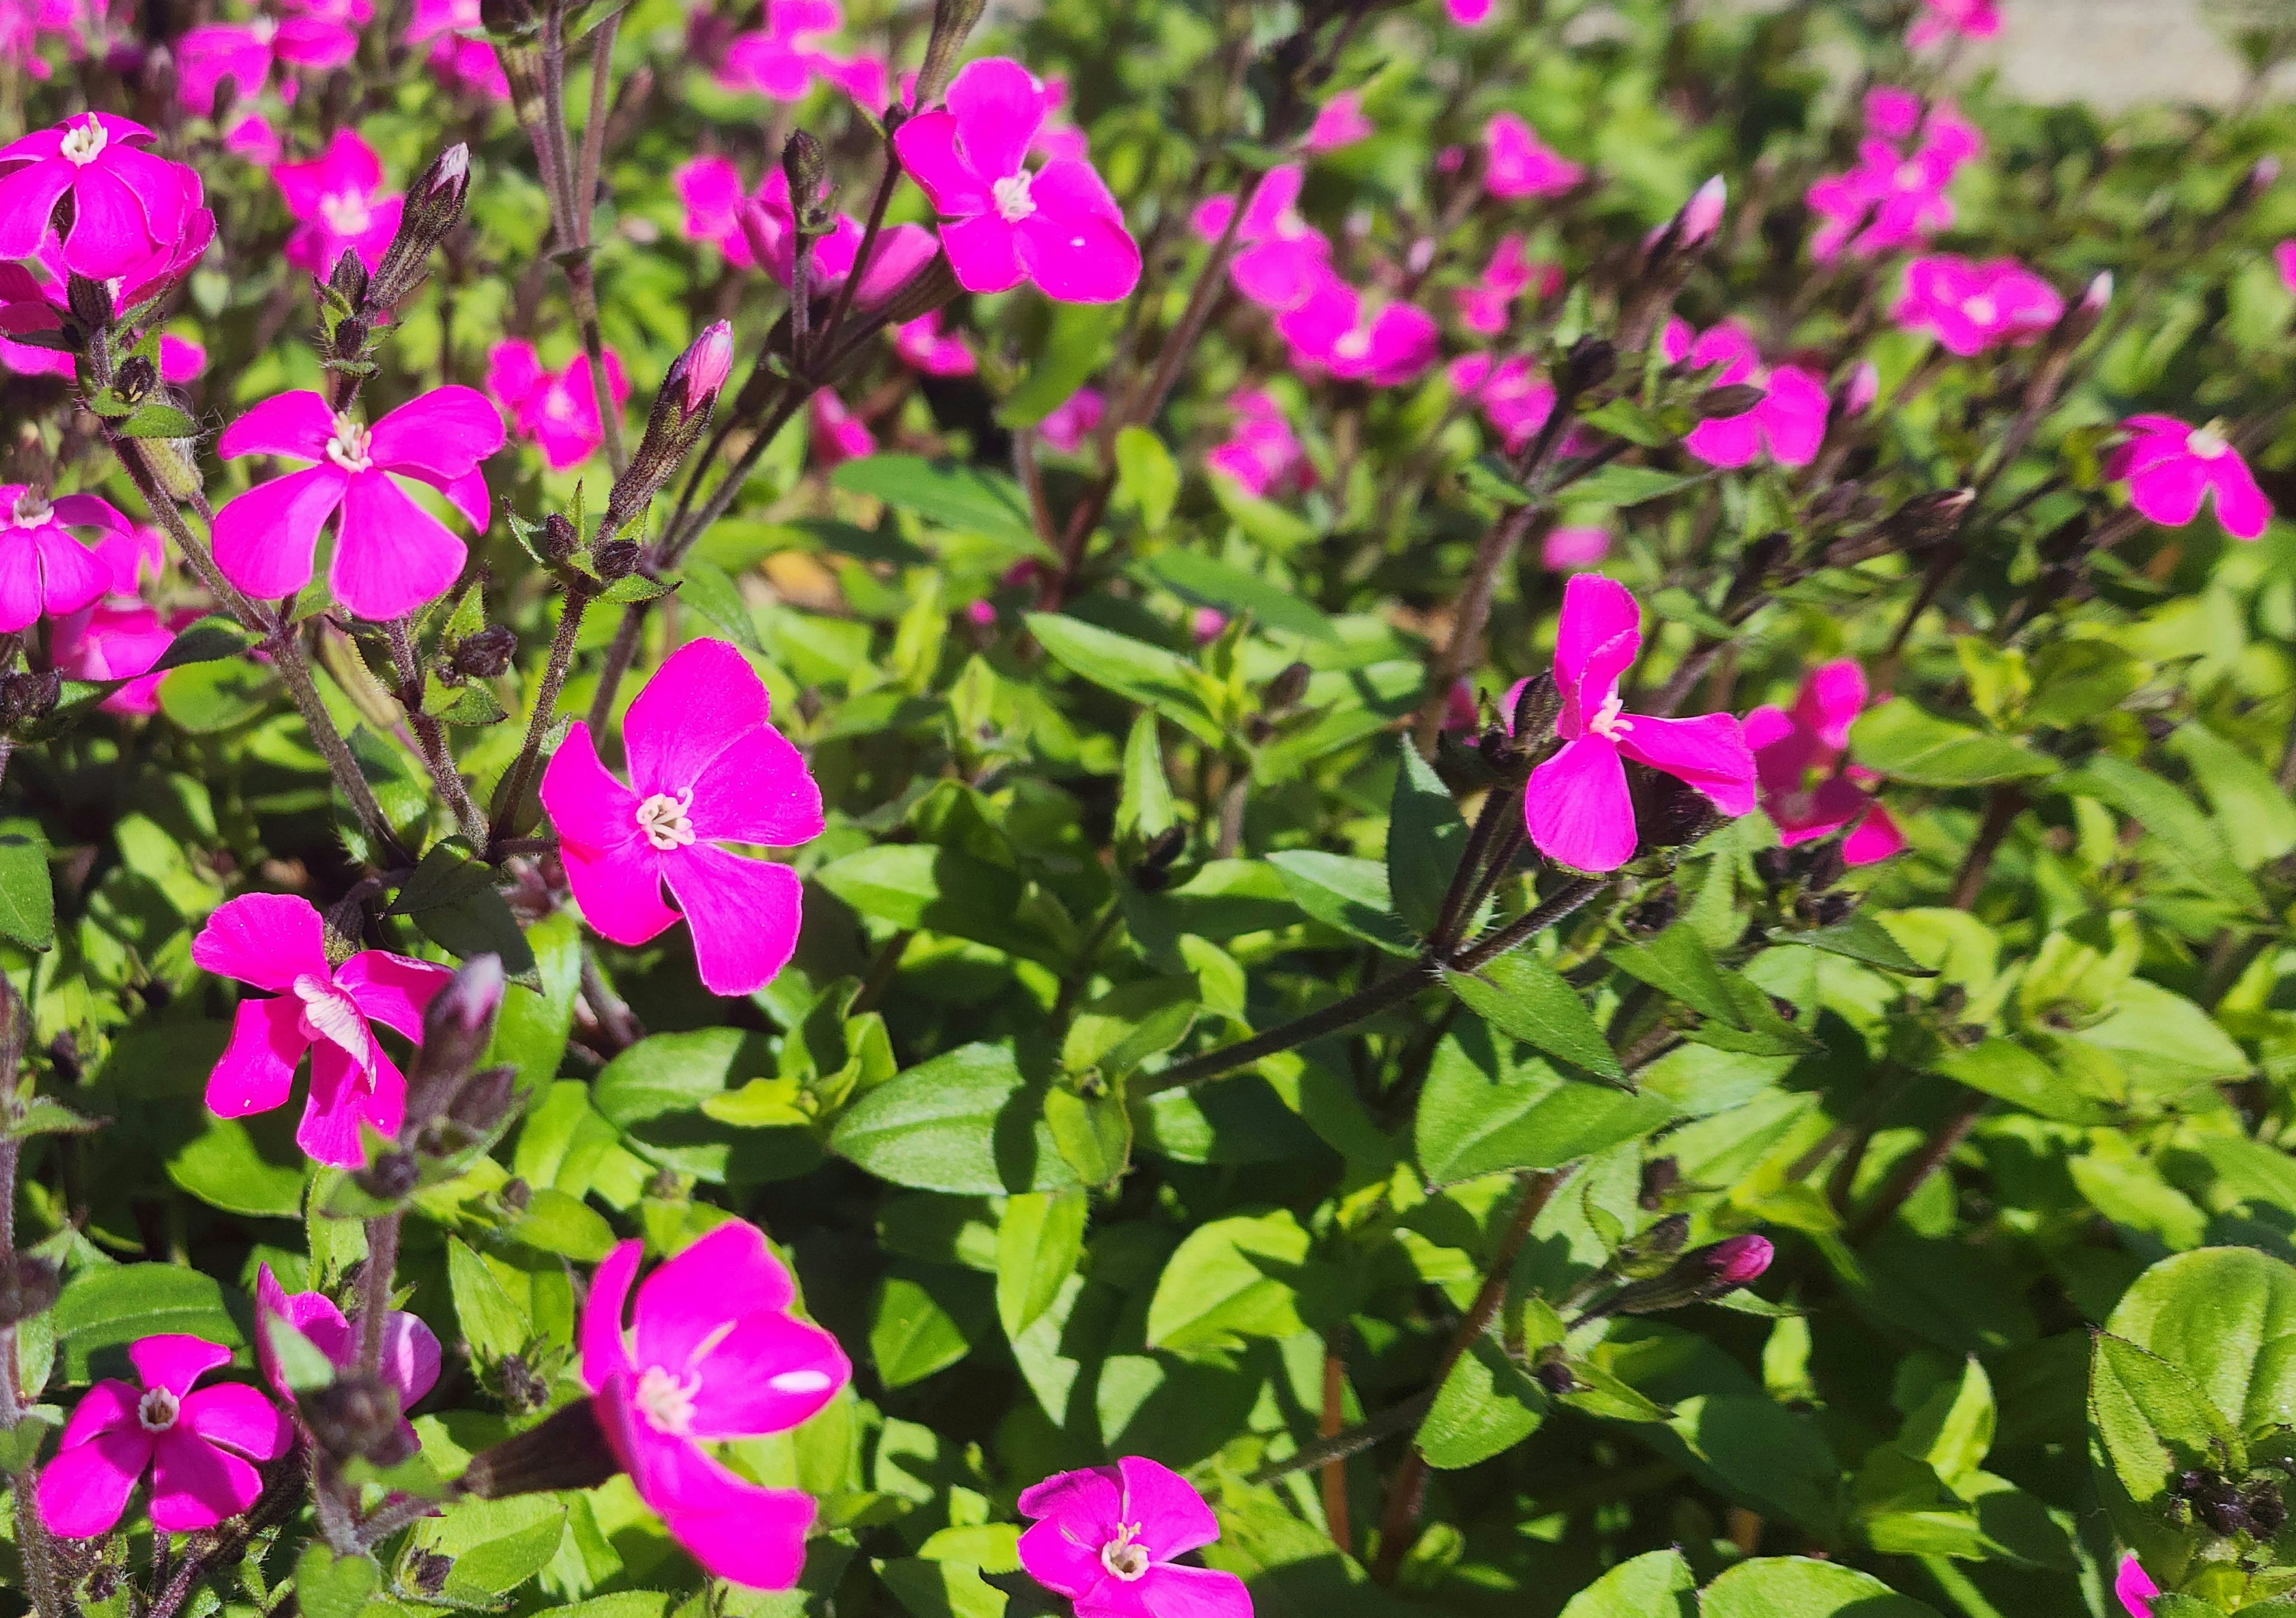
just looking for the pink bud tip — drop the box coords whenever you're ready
[436,144,469,194]
[2253,155,2282,191]
[1845,361,1879,416]
[1708,1234,1773,1287]
[682,322,734,414]
[2081,271,2113,313]
[1680,176,1727,245]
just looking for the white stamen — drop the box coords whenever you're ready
[635,792,696,851]
[326,414,374,473]
[992,172,1036,223]
[1333,329,1371,361]
[10,491,50,529]
[1961,294,1998,325]
[1100,1523,1151,1582]
[59,115,107,167]
[1894,161,1925,191]
[319,189,374,238]
[138,1387,180,1432]
[2187,422,2231,460]
[634,1364,701,1436]
[1587,692,1634,740]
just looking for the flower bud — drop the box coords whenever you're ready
[479,0,535,37]
[541,512,578,559]
[1131,823,1187,892]
[1560,335,1617,398]
[1640,1211,1690,1256]
[452,625,518,680]
[1531,1346,1578,1397]
[781,131,829,229]
[328,247,369,309]
[0,1253,60,1325]
[424,954,504,1072]
[1637,1156,1680,1211]
[0,670,62,730]
[409,1553,453,1596]
[610,323,732,529]
[369,144,474,311]
[304,1370,413,1467]
[447,1065,520,1134]
[1694,382,1766,420]
[1635,772,1723,851]
[1261,661,1312,712]
[591,539,642,581]
[111,353,156,406]
[1677,175,1726,246]
[1594,1232,1772,1317]
[1839,361,1879,418]
[355,1150,419,1201]
[65,273,112,334]
[912,0,988,111]
[1509,671,1561,745]
[1702,1234,1773,1287]
[458,1397,623,1498]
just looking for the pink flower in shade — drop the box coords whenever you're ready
[276,130,405,277]
[1522,574,1757,873]
[1909,0,1999,48]
[718,0,847,99]
[541,640,825,999]
[1864,86,1925,141]
[36,1336,292,1538]
[222,112,280,163]
[678,158,938,308]
[487,341,631,471]
[1663,320,1828,469]
[1207,390,1311,496]
[1894,255,2063,356]
[963,599,997,629]
[53,601,182,713]
[1305,90,1373,154]
[2116,1556,2158,1618]
[581,1222,851,1590]
[1448,354,1595,457]
[2106,415,2274,542]
[175,12,356,115]
[406,0,509,99]
[1446,0,1494,25]
[192,893,453,1165]
[1037,386,1104,453]
[1277,275,1439,387]
[1016,1457,1252,1618]
[810,392,875,466]
[1443,679,1480,732]
[0,486,133,633]
[892,312,976,377]
[1191,165,1330,313]
[893,57,1141,304]
[1454,233,1560,337]
[0,112,199,280]
[1805,111,1980,264]
[2278,242,2296,295]
[254,1264,440,1444]
[1744,660,1904,866]
[1482,112,1583,202]
[1542,524,1611,570]
[211,387,501,619]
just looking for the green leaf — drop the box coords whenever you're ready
[2026,637,2145,728]
[1063,978,1198,1082]
[2169,721,2296,868]
[167,1112,307,1217]
[1458,453,1533,506]
[817,843,1055,963]
[1442,951,1622,1080]
[2066,753,2264,913]
[593,1027,818,1184]
[1556,1549,1696,1618]
[1606,925,1745,1028]
[486,910,582,1095]
[408,878,538,984]
[0,819,54,950]
[158,657,275,733]
[1145,1208,1319,1355]
[1416,1024,1672,1185]
[1568,463,1711,508]
[1116,713,1177,841]
[877,1556,1009,1618]
[831,1044,1081,1195]
[2108,1248,2296,1442]
[1026,613,1225,747]
[389,838,497,917]
[871,1274,981,1389]
[831,455,1042,552]
[1043,1087,1132,1187]
[1000,301,1123,429]
[996,1189,1088,1340]
[1142,549,1338,642]
[1848,700,2054,787]
[1772,912,1937,976]
[294,1547,380,1618]
[676,558,765,656]
[1387,741,1468,940]
[1113,426,1179,532]
[447,1237,530,1362]
[54,1265,238,1381]
[1699,1558,1943,1618]
[2089,1328,2239,1562]
[1421,1338,1547,1468]
[264,1312,339,1394]
[145,615,256,676]
[1931,1039,2106,1124]
[1267,849,1418,957]
[117,402,199,438]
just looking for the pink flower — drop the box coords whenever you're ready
[53,600,183,714]
[893,57,1141,303]
[2106,414,2273,542]
[810,391,875,466]
[0,112,199,280]
[0,486,131,631]
[1207,390,1310,496]
[1482,112,1583,201]
[718,0,847,100]
[1017,1456,1251,1618]
[1305,90,1373,154]
[1703,1234,1773,1286]
[1864,86,1925,141]
[1190,607,1228,645]
[1909,0,1999,48]
[1454,233,1559,337]
[1522,574,1756,873]
[487,340,631,471]
[2116,1556,2158,1618]
[212,386,502,619]
[193,893,453,1165]
[1805,111,1980,263]
[1037,386,1104,453]
[541,639,825,998]
[1744,660,1904,865]
[1191,164,1330,313]
[37,1336,292,1538]
[1663,320,1828,469]
[1542,524,1610,570]
[1277,275,1438,386]
[276,130,405,277]
[175,12,356,114]
[1450,354,1569,455]
[679,157,936,307]
[892,312,976,377]
[254,1264,441,1443]
[2279,241,2296,295]
[1894,254,2063,356]
[407,0,508,99]
[581,1221,851,1590]
[1446,0,1494,25]
[1443,680,1480,732]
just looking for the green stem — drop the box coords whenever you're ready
[488,591,590,857]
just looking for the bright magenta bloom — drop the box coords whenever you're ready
[1017,1456,1251,1618]
[211,386,502,619]
[1449,355,1599,460]
[1664,320,1828,469]
[811,391,875,466]
[1894,254,2062,356]
[1038,386,1104,454]
[1482,112,1583,201]
[488,340,630,471]
[718,0,855,100]
[581,1222,851,1590]
[892,312,976,377]
[894,57,1141,303]
[1454,233,1559,337]
[406,0,508,99]
[192,893,453,1165]
[255,1264,441,1445]
[1446,0,1493,22]
[38,1335,292,1538]
[276,130,403,276]
[0,486,132,632]
[2116,1556,2158,1618]
[1190,164,1330,313]
[175,12,356,114]
[1277,275,1438,387]
[2279,242,2296,295]
[1523,575,1756,873]
[1806,106,1979,262]
[541,639,825,998]
[1908,0,1998,48]
[2106,415,2273,542]
[51,523,183,715]
[1305,90,1373,154]
[0,112,198,279]
[1206,390,1310,496]
[1744,660,1904,865]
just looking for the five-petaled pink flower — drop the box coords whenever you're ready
[541,639,825,997]
[581,1221,851,1590]
[1207,390,1312,496]
[1744,660,1904,865]
[1017,1455,1252,1618]
[1664,320,1828,469]
[1190,164,1330,313]
[1305,90,1373,154]
[2116,1556,2158,1618]
[1523,574,1757,872]
[38,1335,293,1538]
[0,112,198,279]
[193,893,454,1165]
[276,129,404,277]
[1894,254,2063,356]
[2106,415,2273,542]
[1277,277,1439,387]
[0,484,133,632]
[718,0,866,102]
[1455,234,1559,337]
[406,0,509,99]
[892,312,976,377]
[1806,106,1980,262]
[212,385,503,619]
[255,1264,441,1445]
[1909,0,1999,48]
[893,57,1141,303]
[176,11,356,115]
[487,340,630,471]
[1483,112,1583,201]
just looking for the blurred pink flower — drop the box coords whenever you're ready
[1449,353,1586,455]
[1305,90,1373,154]
[276,130,405,276]
[1806,108,1979,262]
[1522,574,1755,872]
[2116,1557,2158,1618]
[1190,607,1228,644]
[53,600,184,714]
[193,893,454,1164]
[811,391,875,466]
[176,11,355,114]
[0,112,199,279]
[1909,0,1999,48]
[1454,233,1559,336]
[1542,524,1610,570]
[2106,415,2273,542]
[1443,679,1480,732]
[1894,254,2063,355]
[719,0,853,101]
[896,58,1140,303]
[1018,1458,1252,1617]
[1483,112,1582,200]
[1863,86,1925,141]
[1207,389,1311,496]
[1745,660,1903,864]
[542,639,825,997]
[222,112,280,162]
[407,0,509,99]
[1664,319,1828,469]
[487,340,631,470]
[1278,274,1438,386]
[1037,386,1103,453]
[0,485,132,631]
[1447,0,1495,25]
[255,1263,441,1445]
[892,311,976,377]
[37,1336,292,1538]
[2276,241,2296,294]
[679,156,936,308]
[1192,164,1330,312]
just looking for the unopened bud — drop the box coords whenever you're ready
[1677,175,1726,246]
[1700,1234,1773,1287]
[1636,773,1723,851]
[355,1150,419,1201]
[912,0,988,111]
[1531,1346,1578,1397]
[0,669,62,729]
[1839,361,1879,418]
[1595,1232,1773,1317]
[0,1253,60,1324]
[427,142,471,203]
[304,1371,412,1467]
[453,625,518,680]
[1131,823,1187,892]
[676,322,732,419]
[111,353,156,405]
[1561,335,1616,398]
[1640,1210,1690,1256]
[541,512,578,559]
[368,143,475,310]
[2251,155,2282,199]
[1262,661,1311,712]
[1638,1157,1680,1211]
[410,1553,453,1596]
[328,248,368,308]
[1509,671,1561,746]
[479,0,535,37]
[781,131,829,227]
[591,539,641,581]
[1694,382,1766,420]
[1885,487,1973,553]
[65,273,112,334]
[458,1396,622,1497]
[334,316,368,361]
[611,324,732,527]
[447,1065,519,1134]
[422,954,505,1076]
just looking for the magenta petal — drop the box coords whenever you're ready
[684,728,825,848]
[212,466,347,603]
[33,527,109,619]
[368,385,506,480]
[1136,1564,1254,1618]
[381,1312,444,1408]
[36,1427,152,1538]
[562,838,679,947]
[624,639,774,798]
[105,143,190,245]
[193,892,332,990]
[661,845,804,998]
[297,1041,380,1167]
[0,535,39,633]
[149,1427,263,1532]
[1016,203,1143,303]
[1525,735,1638,873]
[0,157,75,259]
[1118,1455,1220,1558]
[335,950,452,1040]
[940,213,1026,295]
[1684,412,1763,469]
[206,996,307,1120]
[181,1384,292,1461]
[945,57,1049,182]
[62,166,156,281]
[218,390,337,461]
[1843,801,1907,866]
[580,1240,643,1393]
[2126,456,2209,528]
[1553,574,1641,697]
[56,1378,142,1449]
[2117,1555,2160,1618]
[130,1334,231,1397]
[329,471,468,619]
[2210,458,2273,541]
[631,1429,817,1591]
[632,1223,795,1369]
[892,111,990,218]
[540,719,646,849]
[1017,1513,1106,1599]
[1797,659,1868,752]
[1617,712,1758,817]
[682,1312,849,1438]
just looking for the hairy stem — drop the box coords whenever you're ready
[384,617,487,846]
[359,1213,401,1375]
[1135,967,1429,1097]
[490,591,590,857]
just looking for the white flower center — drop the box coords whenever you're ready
[634,1364,701,1435]
[1333,329,1371,361]
[1962,294,1998,324]
[1100,1524,1150,1582]
[1587,691,1634,740]
[319,189,373,238]
[138,1387,180,1432]
[2187,423,2231,460]
[10,491,49,528]
[635,792,696,850]
[249,15,276,42]
[542,383,581,423]
[326,414,373,472]
[992,172,1036,222]
[292,973,373,1066]
[59,116,106,166]
[1894,161,1925,190]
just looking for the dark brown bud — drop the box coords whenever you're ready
[1641,1211,1690,1255]
[0,1253,60,1324]
[1509,671,1561,747]
[304,1371,413,1467]
[912,0,988,111]
[0,670,62,729]
[368,144,474,311]
[479,0,535,38]
[1883,488,1974,554]
[1262,661,1312,712]
[541,512,579,560]
[1638,1157,1680,1211]
[334,316,368,361]
[1596,1234,1772,1317]
[1621,885,1680,938]
[328,248,369,308]
[458,1397,622,1497]
[1635,772,1721,851]
[453,625,518,680]
[1531,1346,1578,1397]
[65,273,112,334]
[1131,823,1187,891]
[592,539,642,581]
[781,131,829,228]
[410,1552,453,1596]
[355,1150,420,1201]
[1694,382,1766,419]
[446,1065,520,1134]
[1561,336,1617,398]
[500,1353,550,1414]
[403,955,505,1132]
[500,1176,532,1214]
[111,353,156,404]
[1723,530,1794,611]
